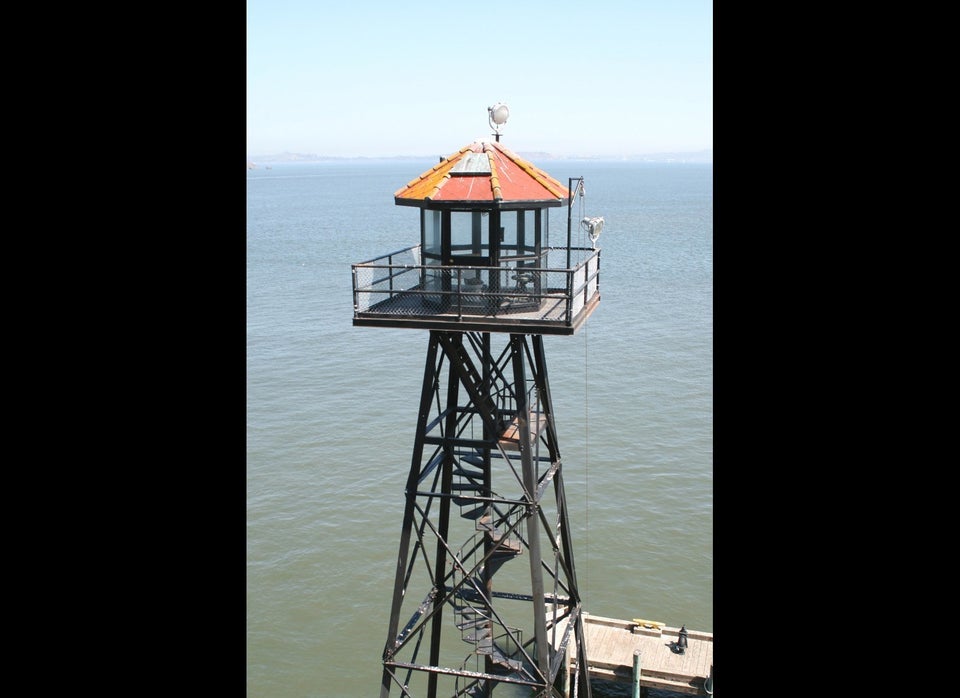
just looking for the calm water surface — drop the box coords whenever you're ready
[247,159,712,697]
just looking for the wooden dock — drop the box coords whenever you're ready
[555,613,713,695]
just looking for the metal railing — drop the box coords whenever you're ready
[352,245,600,327]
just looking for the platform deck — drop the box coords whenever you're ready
[557,613,713,695]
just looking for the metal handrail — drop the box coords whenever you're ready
[352,245,600,322]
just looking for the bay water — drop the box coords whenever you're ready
[247,158,713,697]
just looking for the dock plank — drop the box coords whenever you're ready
[556,614,713,696]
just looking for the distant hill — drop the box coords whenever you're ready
[247,149,712,166]
[517,149,712,163]
[247,152,428,164]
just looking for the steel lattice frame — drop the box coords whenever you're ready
[379,330,592,698]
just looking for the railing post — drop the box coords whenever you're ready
[351,267,359,313]
[455,267,462,319]
[632,649,642,698]
[387,253,395,297]
[582,263,589,308]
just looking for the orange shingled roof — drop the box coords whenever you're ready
[394,140,571,206]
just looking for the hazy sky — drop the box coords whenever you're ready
[247,0,712,159]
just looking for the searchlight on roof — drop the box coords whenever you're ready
[488,102,509,141]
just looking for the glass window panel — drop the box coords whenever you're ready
[423,210,441,258]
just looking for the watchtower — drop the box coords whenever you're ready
[352,105,603,698]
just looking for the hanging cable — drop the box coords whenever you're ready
[583,321,589,608]
[578,180,590,606]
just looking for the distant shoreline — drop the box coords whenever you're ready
[246,149,712,166]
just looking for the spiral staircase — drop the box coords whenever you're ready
[379,331,592,698]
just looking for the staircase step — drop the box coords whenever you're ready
[498,411,547,451]
[456,586,484,604]
[464,626,491,643]
[460,454,486,468]
[456,616,488,631]
[476,641,523,671]
[491,535,522,555]
[458,504,487,520]
[484,537,522,555]
[456,604,481,614]
[475,518,522,554]
[490,651,523,672]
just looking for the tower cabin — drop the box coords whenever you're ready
[351,139,601,335]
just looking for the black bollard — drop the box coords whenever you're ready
[676,625,688,655]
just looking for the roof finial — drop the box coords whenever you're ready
[488,103,509,142]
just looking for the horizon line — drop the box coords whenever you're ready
[248,148,713,164]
